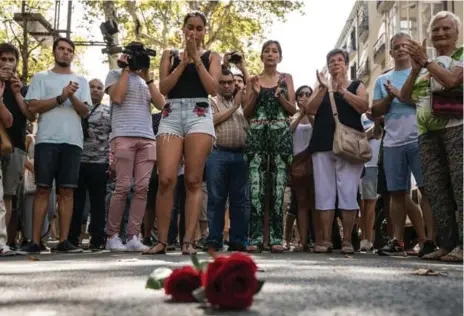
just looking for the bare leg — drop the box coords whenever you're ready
[32,187,51,244]
[390,191,407,242]
[405,193,426,245]
[363,200,376,243]
[58,188,74,242]
[342,210,357,244]
[320,210,335,244]
[183,133,213,254]
[145,135,183,253]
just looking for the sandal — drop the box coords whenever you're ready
[182,241,196,255]
[313,241,333,254]
[142,242,167,255]
[422,248,449,261]
[341,241,354,255]
[246,245,262,253]
[440,247,463,262]
[270,245,285,253]
[293,243,309,252]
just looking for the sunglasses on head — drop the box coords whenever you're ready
[298,92,312,97]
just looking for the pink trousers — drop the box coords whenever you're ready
[107,137,156,237]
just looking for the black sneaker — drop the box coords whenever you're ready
[6,242,17,251]
[52,240,83,253]
[418,240,437,258]
[89,243,105,252]
[17,242,41,255]
[377,239,405,256]
[227,242,246,252]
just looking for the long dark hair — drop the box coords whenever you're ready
[183,11,207,27]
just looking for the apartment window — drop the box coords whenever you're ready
[421,1,444,40]
[350,63,357,80]
[350,29,356,51]
[400,1,418,40]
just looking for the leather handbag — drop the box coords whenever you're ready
[328,79,372,164]
[431,78,463,118]
[0,120,12,156]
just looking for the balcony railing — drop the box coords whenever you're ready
[358,15,369,43]
[373,32,386,65]
[356,59,370,82]
[377,0,395,13]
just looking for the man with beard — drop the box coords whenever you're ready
[204,69,249,251]
[0,43,35,251]
[18,38,92,254]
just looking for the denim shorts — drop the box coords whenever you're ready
[157,98,215,139]
[383,141,424,192]
[34,143,82,188]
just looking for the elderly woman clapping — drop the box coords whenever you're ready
[400,11,463,261]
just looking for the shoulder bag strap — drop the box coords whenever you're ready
[327,77,340,123]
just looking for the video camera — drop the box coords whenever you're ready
[117,42,156,71]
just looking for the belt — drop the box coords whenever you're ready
[215,145,244,153]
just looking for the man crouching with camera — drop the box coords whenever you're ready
[105,41,165,252]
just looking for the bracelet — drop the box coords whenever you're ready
[145,79,154,85]
[194,59,202,68]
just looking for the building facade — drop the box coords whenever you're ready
[333,0,463,95]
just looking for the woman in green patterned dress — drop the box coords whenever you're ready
[401,11,463,261]
[243,40,296,253]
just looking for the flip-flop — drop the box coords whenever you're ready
[440,247,463,262]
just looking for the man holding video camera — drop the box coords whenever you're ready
[105,41,165,252]
[18,38,92,255]
[222,51,250,92]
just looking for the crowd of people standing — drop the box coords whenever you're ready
[0,10,462,262]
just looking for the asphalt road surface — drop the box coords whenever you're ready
[0,250,462,316]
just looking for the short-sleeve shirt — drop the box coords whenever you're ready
[105,69,154,141]
[373,68,418,147]
[310,80,364,153]
[210,96,248,148]
[81,104,111,164]
[25,71,92,149]
[411,46,463,135]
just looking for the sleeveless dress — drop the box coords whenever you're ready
[244,74,293,247]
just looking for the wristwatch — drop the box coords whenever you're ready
[145,79,154,85]
[423,58,432,68]
[56,95,64,105]
[194,59,202,68]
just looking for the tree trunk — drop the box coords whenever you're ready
[21,1,28,82]
[103,0,119,70]
[126,0,146,41]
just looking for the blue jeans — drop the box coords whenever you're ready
[206,147,249,248]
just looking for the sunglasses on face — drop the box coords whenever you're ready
[298,92,312,97]
[219,80,234,85]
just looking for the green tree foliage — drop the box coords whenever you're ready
[81,0,304,76]
[0,0,87,83]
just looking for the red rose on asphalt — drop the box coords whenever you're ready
[164,266,201,302]
[203,253,258,310]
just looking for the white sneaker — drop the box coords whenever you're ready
[106,235,127,252]
[360,239,369,250]
[125,236,149,252]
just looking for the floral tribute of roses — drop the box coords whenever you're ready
[146,251,264,310]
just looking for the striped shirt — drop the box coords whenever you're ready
[105,69,154,141]
[210,95,248,148]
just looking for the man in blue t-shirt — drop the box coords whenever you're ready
[371,32,435,257]
[18,38,92,255]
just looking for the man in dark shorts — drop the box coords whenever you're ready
[18,38,91,254]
